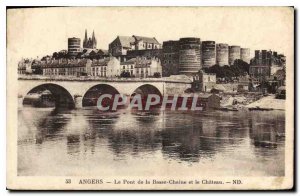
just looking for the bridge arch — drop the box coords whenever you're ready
[82,84,120,107]
[131,84,163,98]
[22,83,75,109]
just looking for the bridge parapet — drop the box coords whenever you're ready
[18,75,192,84]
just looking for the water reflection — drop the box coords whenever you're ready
[18,107,71,145]
[18,107,285,176]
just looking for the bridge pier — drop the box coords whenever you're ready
[74,95,83,109]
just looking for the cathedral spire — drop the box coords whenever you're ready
[92,30,97,48]
[92,30,96,42]
[84,29,88,43]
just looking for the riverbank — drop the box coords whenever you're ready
[220,94,285,110]
[245,95,285,110]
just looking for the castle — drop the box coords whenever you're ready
[83,29,97,49]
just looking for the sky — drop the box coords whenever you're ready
[7,7,293,62]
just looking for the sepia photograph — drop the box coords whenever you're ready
[6,6,294,190]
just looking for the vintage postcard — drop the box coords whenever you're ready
[7,7,294,190]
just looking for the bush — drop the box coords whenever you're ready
[203,60,250,80]
[153,72,161,78]
[120,71,131,78]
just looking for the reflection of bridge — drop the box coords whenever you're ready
[18,75,192,109]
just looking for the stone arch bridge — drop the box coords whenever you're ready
[18,76,192,109]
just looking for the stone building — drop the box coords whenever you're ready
[120,57,162,78]
[133,35,161,50]
[119,58,136,76]
[83,30,97,49]
[252,50,285,67]
[253,50,272,66]
[18,58,32,74]
[41,58,92,76]
[90,57,120,77]
[237,75,250,92]
[178,37,202,75]
[90,56,162,78]
[202,41,216,68]
[192,70,216,92]
[109,35,161,56]
[216,43,229,66]
[240,48,250,64]
[249,64,271,82]
[249,50,285,81]
[126,49,162,60]
[18,58,43,75]
[161,40,180,77]
[198,71,216,92]
[68,37,81,57]
[229,45,241,65]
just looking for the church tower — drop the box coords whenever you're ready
[92,30,97,49]
[83,29,88,48]
[83,29,97,49]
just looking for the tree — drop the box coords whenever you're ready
[52,52,58,59]
[52,51,69,59]
[120,71,131,78]
[76,52,83,59]
[153,72,161,78]
[233,59,250,75]
[203,60,250,80]
[32,66,43,75]
[41,55,50,61]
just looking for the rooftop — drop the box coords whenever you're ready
[116,35,161,48]
[133,35,160,45]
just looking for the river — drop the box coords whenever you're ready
[18,107,285,176]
